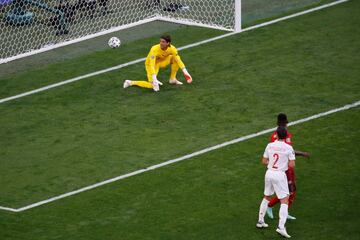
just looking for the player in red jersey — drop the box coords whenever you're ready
[266,113,310,220]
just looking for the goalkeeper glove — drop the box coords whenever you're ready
[182,68,192,84]
[152,74,163,92]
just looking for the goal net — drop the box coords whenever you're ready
[0,0,325,64]
[156,0,236,31]
[0,0,238,64]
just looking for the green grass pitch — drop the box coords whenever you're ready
[0,0,359,239]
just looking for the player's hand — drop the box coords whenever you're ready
[303,152,311,158]
[153,79,163,86]
[182,68,193,84]
[152,75,163,86]
[185,74,192,84]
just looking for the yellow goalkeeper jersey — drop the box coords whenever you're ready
[145,44,185,75]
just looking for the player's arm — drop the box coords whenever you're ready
[289,160,295,168]
[262,145,269,166]
[147,47,157,76]
[262,157,269,166]
[171,47,185,68]
[288,148,296,168]
[295,150,310,158]
[288,133,310,158]
[147,47,163,85]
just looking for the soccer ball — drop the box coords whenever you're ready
[108,37,121,49]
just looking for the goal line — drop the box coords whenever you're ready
[0,0,349,105]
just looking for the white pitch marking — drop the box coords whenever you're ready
[0,99,358,213]
[0,0,349,105]
[0,206,19,213]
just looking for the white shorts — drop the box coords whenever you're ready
[264,170,289,199]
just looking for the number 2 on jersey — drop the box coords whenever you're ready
[272,153,279,169]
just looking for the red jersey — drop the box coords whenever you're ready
[270,131,293,145]
[270,131,296,186]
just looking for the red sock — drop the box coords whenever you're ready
[288,192,296,208]
[268,197,280,207]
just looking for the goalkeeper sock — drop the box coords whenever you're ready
[131,81,153,89]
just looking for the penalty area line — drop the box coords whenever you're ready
[0,0,349,105]
[0,206,19,213]
[0,99,358,213]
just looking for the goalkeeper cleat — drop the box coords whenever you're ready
[266,207,274,219]
[287,214,296,220]
[123,80,132,89]
[169,79,183,85]
[256,221,269,228]
[276,228,291,238]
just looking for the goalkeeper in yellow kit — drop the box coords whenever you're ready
[123,35,192,92]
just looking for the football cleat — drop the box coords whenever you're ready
[256,221,269,228]
[276,228,291,238]
[266,207,274,219]
[123,80,132,89]
[169,79,183,85]
[287,214,296,220]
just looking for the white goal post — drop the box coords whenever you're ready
[0,0,242,64]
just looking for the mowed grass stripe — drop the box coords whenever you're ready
[0,99,356,212]
[1,107,359,240]
[0,0,358,207]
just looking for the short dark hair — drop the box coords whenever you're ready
[277,113,288,126]
[160,35,171,43]
[276,126,288,140]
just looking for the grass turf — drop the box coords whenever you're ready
[1,0,359,207]
[0,0,359,239]
[0,25,224,96]
[1,98,359,240]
